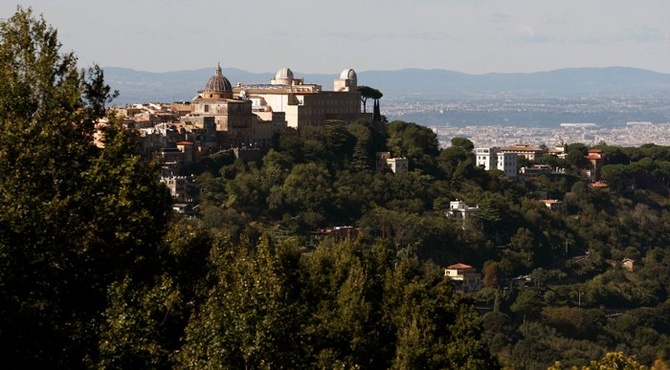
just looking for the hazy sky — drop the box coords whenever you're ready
[2,0,669,74]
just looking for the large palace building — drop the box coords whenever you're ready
[232,67,367,128]
[127,64,370,169]
[191,64,253,136]
[183,64,368,148]
[186,63,286,148]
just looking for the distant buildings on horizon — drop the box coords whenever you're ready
[433,122,670,149]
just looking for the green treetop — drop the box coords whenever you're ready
[0,6,172,367]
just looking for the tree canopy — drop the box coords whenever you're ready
[0,7,172,367]
[358,85,383,114]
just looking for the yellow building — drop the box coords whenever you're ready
[501,144,546,161]
[233,67,365,128]
[621,258,634,272]
[444,263,482,292]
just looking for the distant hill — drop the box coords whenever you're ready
[362,67,670,96]
[103,67,272,104]
[103,66,670,105]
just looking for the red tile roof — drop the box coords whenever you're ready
[589,182,609,188]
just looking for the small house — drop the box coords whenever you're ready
[444,263,482,292]
[621,258,634,272]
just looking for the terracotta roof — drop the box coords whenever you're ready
[447,263,473,269]
[502,144,544,152]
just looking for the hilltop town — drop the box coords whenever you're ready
[105,64,366,154]
[108,65,618,220]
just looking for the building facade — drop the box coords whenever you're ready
[232,67,366,128]
[497,151,518,177]
[475,147,497,170]
[446,200,480,222]
[185,64,287,148]
[190,63,255,146]
[585,149,605,182]
[475,147,517,177]
[444,263,482,292]
[376,152,409,173]
[501,144,546,161]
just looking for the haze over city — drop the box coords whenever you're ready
[2,0,669,74]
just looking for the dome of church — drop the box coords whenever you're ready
[204,63,232,93]
[340,68,357,80]
[275,67,294,80]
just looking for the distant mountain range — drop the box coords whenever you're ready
[103,66,670,105]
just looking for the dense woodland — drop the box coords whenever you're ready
[2,7,670,370]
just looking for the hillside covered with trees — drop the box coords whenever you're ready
[188,119,670,369]
[2,6,670,370]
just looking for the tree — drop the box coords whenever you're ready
[438,138,477,180]
[0,7,172,367]
[477,192,503,238]
[267,162,334,230]
[529,267,549,288]
[565,142,589,169]
[511,289,543,322]
[482,260,500,288]
[389,249,499,369]
[372,91,384,122]
[347,122,376,173]
[358,85,383,114]
[540,306,605,341]
[359,207,427,247]
[601,163,634,192]
[548,351,648,370]
[481,311,515,356]
[176,235,308,369]
[300,123,356,172]
[450,137,475,152]
[508,227,536,268]
[300,239,393,369]
[332,170,375,224]
[387,120,440,174]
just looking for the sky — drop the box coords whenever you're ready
[2,0,669,74]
